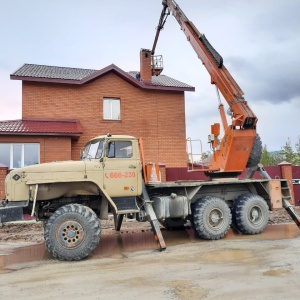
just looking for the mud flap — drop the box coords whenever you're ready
[114,213,124,231]
[0,201,28,223]
[0,207,23,223]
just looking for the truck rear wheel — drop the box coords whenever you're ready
[44,204,101,261]
[232,193,269,234]
[191,196,231,240]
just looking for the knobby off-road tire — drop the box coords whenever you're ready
[159,218,186,230]
[232,193,269,235]
[191,196,232,240]
[246,134,262,168]
[44,204,101,261]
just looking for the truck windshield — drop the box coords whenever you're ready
[83,140,104,159]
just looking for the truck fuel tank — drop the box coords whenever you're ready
[152,194,189,220]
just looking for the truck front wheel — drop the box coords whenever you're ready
[44,204,101,261]
[191,196,232,240]
[232,193,269,234]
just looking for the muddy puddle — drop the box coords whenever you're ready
[0,223,299,274]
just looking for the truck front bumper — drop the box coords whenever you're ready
[0,201,28,223]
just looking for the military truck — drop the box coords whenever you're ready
[1,0,300,261]
[1,133,297,261]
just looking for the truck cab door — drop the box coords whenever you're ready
[83,139,104,188]
[103,140,141,197]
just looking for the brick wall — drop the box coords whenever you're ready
[22,73,187,167]
[140,49,152,81]
[43,137,72,162]
[0,164,8,200]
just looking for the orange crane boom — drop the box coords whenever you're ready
[153,0,261,175]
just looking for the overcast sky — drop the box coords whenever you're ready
[1,0,299,152]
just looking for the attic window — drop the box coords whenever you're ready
[103,98,120,120]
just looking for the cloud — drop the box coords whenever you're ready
[250,0,300,42]
[227,54,300,104]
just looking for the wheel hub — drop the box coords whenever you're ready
[208,208,224,229]
[56,220,85,249]
[67,230,76,239]
[249,206,263,225]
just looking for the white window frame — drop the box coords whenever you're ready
[11,144,24,169]
[103,98,121,120]
[0,143,40,169]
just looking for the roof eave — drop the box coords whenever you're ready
[10,75,82,85]
[0,132,82,137]
[141,85,195,92]
[11,64,195,92]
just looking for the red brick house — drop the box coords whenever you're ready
[0,50,194,178]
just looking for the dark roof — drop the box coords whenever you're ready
[0,118,82,137]
[12,64,97,81]
[128,71,192,89]
[11,64,195,92]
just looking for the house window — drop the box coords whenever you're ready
[103,98,120,120]
[0,143,40,169]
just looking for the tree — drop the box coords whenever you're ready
[260,145,284,166]
[281,138,295,164]
[294,136,300,166]
[260,144,272,166]
[271,151,285,165]
[259,137,300,166]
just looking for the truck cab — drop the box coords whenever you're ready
[3,134,143,221]
[82,134,142,198]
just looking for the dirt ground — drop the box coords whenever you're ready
[1,208,300,299]
[0,207,298,244]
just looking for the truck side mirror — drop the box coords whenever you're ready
[103,142,109,157]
